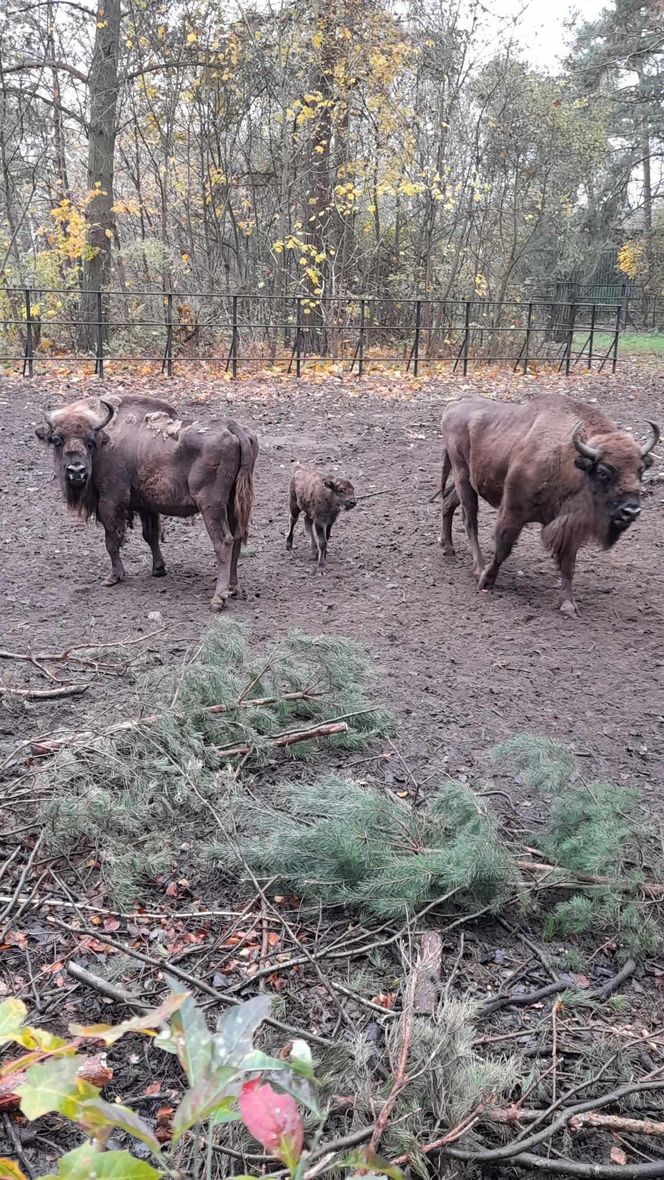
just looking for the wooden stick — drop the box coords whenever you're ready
[517,859,664,899]
[217,720,348,758]
[0,683,89,701]
[66,961,149,1011]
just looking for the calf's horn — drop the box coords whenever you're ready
[94,400,114,430]
[640,420,660,458]
[572,423,600,462]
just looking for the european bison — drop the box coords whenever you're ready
[286,464,357,570]
[36,394,258,610]
[438,394,659,617]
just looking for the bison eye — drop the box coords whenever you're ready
[596,465,613,484]
[52,435,63,448]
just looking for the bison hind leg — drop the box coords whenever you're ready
[440,484,459,556]
[140,511,167,577]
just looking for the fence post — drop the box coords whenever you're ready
[95,290,104,379]
[296,296,303,378]
[462,299,471,376]
[413,299,421,376]
[588,302,596,370]
[612,296,623,374]
[164,291,173,377]
[23,288,34,378]
[231,294,239,379]
[358,298,365,377]
[522,301,533,374]
[564,302,577,376]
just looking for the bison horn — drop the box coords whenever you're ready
[43,406,57,429]
[572,423,600,462]
[94,400,114,430]
[640,420,660,458]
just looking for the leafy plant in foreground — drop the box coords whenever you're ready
[0,990,401,1180]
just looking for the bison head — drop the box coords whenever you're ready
[324,477,357,511]
[572,420,660,546]
[36,399,114,508]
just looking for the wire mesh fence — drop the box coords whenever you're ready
[0,287,625,378]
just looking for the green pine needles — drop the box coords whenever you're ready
[38,621,391,904]
[210,774,518,920]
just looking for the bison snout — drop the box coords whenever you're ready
[345,499,357,511]
[66,462,88,484]
[614,502,641,524]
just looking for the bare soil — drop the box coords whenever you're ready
[1,364,663,797]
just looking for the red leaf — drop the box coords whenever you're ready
[165,882,179,897]
[103,918,121,932]
[610,1147,627,1165]
[143,1082,161,1097]
[239,1079,303,1166]
[571,973,591,990]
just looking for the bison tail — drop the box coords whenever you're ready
[227,419,256,544]
[429,446,452,502]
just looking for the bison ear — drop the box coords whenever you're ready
[323,478,337,491]
[574,454,595,473]
[35,423,51,442]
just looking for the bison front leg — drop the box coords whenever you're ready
[478,513,522,592]
[140,511,166,577]
[440,484,459,556]
[456,476,484,576]
[557,549,579,619]
[97,501,127,586]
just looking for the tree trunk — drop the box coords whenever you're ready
[78,0,121,351]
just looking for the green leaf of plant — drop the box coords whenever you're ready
[0,1157,28,1180]
[341,1150,405,1179]
[172,1078,239,1143]
[41,1143,163,1179]
[165,985,212,1085]
[0,998,28,1043]
[213,995,271,1068]
[18,1056,100,1121]
[78,1098,165,1160]
[69,992,188,1046]
[267,1067,320,1116]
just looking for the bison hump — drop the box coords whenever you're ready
[143,410,185,440]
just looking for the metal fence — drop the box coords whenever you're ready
[0,287,626,378]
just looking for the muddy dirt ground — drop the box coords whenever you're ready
[1,364,663,799]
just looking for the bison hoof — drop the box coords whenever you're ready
[210,595,228,612]
[477,570,494,592]
[152,566,167,578]
[439,540,455,556]
[560,600,580,619]
[103,572,124,587]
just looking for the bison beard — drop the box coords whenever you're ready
[37,395,258,610]
[439,394,659,617]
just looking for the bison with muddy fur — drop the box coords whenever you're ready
[286,464,357,570]
[438,394,659,617]
[36,394,258,611]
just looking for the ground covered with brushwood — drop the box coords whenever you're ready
[2,362,664,1178]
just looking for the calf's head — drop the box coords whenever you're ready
[36,399,114,506]
[573,420,659,545]
[324,477,357,511]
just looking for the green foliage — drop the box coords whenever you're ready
[210,774,518,920]
[39,621,390,904]
[496,734,661,956]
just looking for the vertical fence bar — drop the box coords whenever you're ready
[23,288,34,377]
[164,292,173,377]
[523,301,533,374]
[462,299,471,376]
[358,298,365,376]
[295,297,303,378]
[564,302,577,376]
[413,299,421,376]
[231,294,239,379]
[95,290,104,379]
[612,296,623,374]
[587,303,596,370]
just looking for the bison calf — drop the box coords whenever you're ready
[286,465,356,570]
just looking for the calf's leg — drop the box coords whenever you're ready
[314,523,328,570]
[303,515,317,559]
[286,499,300,550]
[140,511,166,577]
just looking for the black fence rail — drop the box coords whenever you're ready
[0,288,625,378]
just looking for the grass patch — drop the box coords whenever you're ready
[574,330,664,356]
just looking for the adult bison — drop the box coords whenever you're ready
[36,394,258,610]
[438,394,659,617]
